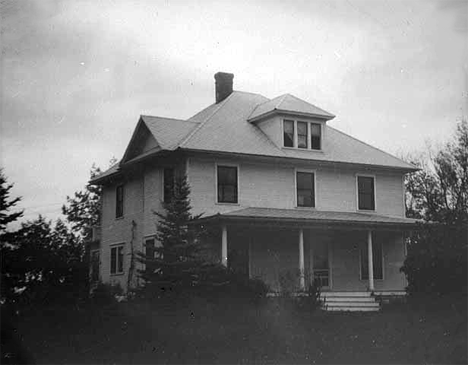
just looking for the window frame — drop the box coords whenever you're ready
[110,243,125,275]
[294,169,317,208]
[359,239,384,281]
[282,119,323,151]
[356,174,377,211]
[283,119,295,148]
[162,167,175,203]
[115,184,124,219]
[215,163,240,205]
[310,122,322,150]
[297,121,309,149]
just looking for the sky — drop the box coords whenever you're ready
[1,0,467,225]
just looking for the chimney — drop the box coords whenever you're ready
[214,72,234,103]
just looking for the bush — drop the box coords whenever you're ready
[401,223,467,295]
[90,283,123,305]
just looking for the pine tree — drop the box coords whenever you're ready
[0,169,23,235]
[138,174,207,294]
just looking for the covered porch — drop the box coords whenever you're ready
[199,208,420,294]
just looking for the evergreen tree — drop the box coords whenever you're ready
[0,169,23,235]
[138,175,208,294]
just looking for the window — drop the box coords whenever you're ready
[360,240,383,280]
[110,244,124,275]
[297,122,308,149]
[310,123,321,150]
[357,176,375,210]
[296,171,315,207]
[163,168,175,203]
[283,120,295,147]
[283,119,322,150]
[115,185,124,218]
[144,237,161,274]
[217,165,238,203]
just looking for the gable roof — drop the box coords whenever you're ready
[92,90,417,183]
[120,115,199,164]
[248,93,335,122]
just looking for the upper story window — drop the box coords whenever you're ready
[283,120,322,151]
[283,120,295,147]
[310,123,321,150]
[110,244,124,275]
[357,175,375,211]
[163,168,175,203]
[297,122,308,149]
[217,165,238,204]
[115,184,124,218]
[296,171,315,207]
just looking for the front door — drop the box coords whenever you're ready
[312,240,330,289]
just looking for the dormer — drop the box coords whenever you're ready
[248,94,335,151]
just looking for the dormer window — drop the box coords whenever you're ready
[283,119,322,151]
[310,123,321,150]
[283,120,294,147]
[297,122,308,149]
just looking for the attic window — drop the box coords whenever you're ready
[283,119,322,151]
[283,120,294,147]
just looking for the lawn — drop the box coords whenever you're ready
[3,294,467,364]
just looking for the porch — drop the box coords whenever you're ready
[198,207,420,295]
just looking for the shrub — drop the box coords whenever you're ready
[90,283,123,305]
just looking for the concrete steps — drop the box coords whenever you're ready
[320,291,381,312]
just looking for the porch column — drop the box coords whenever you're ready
[221,224,228,267]
[299,228,305,291]
[367,230,374,291]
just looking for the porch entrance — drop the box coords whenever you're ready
[311,240,330,289]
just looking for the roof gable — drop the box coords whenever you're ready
[121,116,198,164]
[248,93,335,122]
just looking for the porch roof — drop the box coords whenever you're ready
[197,207,422,229]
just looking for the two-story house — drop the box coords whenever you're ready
[90,72,419,310]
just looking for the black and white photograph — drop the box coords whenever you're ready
[1,0,467,364]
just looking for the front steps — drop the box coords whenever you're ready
[320,291,380,312]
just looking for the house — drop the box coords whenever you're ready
[90,72,420,311]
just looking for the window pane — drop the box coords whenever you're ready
[111,247,116,274]
[297,122,308,149]
[118,246,124,273]
[297,172,313,189]
[310,123,321,150]
[283,120,294,147]
[310,123,321,136]
[116,185,124,218]
[217,166,238,203]
[358,176,375,210]
[163,168,174,203]
[297,172,315,207]
[145,239,155,258]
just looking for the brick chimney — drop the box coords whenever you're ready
[214,72,234,103]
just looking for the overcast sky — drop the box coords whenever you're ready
[1,0,467,225]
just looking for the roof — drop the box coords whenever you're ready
[141,115,198,150]
[197,207,421,228]
[92,89,417,183]
[180,91,416,171]
[248,93,335,122]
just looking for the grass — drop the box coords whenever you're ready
[2,293,467,364]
